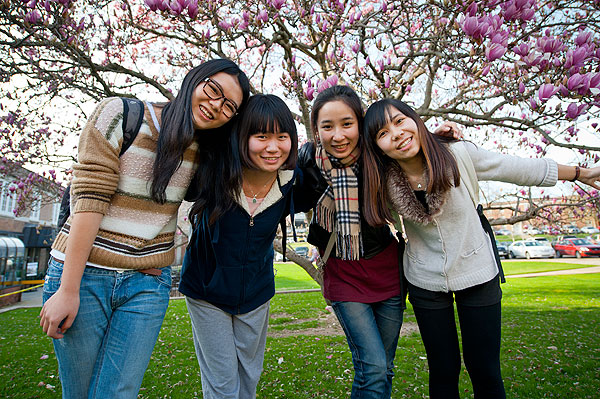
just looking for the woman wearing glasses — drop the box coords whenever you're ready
[39,59,250,399]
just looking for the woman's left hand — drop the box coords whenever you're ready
[434,121,463,140]
[578,167,600,190]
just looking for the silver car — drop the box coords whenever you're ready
[508,240,555,259]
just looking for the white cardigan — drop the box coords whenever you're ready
[389,142,558,292]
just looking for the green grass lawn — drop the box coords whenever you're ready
[1,264,598,398]
[274,262,320,291]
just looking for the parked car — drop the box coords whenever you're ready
[495,228,512,236]
[553,238,600,258]
[495,240,509,259]
[507,240,555,259]
[528,237,552,247]
[564,225,581,234]
[581,226,600,234]
[527,228,542,235]
[294,246,310,258]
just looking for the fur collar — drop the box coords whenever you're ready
[386,163,447,225]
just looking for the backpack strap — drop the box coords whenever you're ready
[120,98,145,156]
[146,100,160,133]
[450,142,479,206]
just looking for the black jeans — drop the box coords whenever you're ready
[409,278,506,399]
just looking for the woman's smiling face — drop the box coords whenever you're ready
[374,106,421,162]
[190,72,243,130]
[247,130,292,173]
[316,100,360,159]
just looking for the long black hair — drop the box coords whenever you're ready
[150,59,250,203]
[189,94,298,227]
[362,99,460,226]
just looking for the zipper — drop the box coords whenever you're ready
[249,216,254,226]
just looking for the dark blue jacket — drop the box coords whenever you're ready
[179,169,298,315]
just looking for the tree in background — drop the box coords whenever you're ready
[2,0,599,249]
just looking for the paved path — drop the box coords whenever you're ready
[2,263,600,314]
[507,266,600,278]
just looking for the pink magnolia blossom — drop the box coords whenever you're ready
[536,36,564,53]
[519,82,525,94]
[168,0,186,15]
[218,20,232,30]
[188,2,199,19]
[564,47,589,70]
[575,30,593,47]
[270,0,285,10]
[558,84,569,96]
[566,103,588,119]
[24,10,42,24]
[257,10,268,23]
[512,43,530,57]
[537,83,558,102]
[304,87,315,101]
[485,43,506,61]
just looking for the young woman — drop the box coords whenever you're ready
[294,85,404,398]
[39,59,250,399]
[179,94,299,399]
[362,98,600,399]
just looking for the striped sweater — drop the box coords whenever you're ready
[52,98,199,269]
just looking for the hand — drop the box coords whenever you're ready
[578,166,600,190]
[433,121,463,139]
[39,288,80,339]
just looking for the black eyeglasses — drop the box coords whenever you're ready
[202,77,239,118]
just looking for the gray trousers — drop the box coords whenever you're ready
[185,297,270,399]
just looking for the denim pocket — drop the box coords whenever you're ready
[152,267,172,289]
[42,258,63,303]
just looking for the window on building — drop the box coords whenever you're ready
[30,198,41,220]
[0,180,16,216]
[52,201,61,225]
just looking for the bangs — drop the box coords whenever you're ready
[365,100,394,138]
[245,98,297,137]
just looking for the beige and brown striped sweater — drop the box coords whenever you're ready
[52,98,199,269]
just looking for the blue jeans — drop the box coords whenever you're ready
[43,257,171,399]
[332,295,404,399]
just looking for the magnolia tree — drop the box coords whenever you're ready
[2,1,600,251]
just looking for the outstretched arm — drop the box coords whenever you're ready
[558,164,600,190]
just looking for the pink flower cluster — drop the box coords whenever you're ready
[144,0,199,19]
[303,76,339,100]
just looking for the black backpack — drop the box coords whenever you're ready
[56,98,145,230]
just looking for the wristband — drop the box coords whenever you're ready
[571,165,580,182]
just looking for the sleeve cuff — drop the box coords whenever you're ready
[73,196,111,215]
[540,158,558,187]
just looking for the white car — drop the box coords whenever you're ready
[508,240,555,259]
[581,226,600,234]
[527,237,552,247]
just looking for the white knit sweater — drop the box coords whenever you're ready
[389,142,558,292]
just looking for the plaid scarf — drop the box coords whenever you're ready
[314,143,362,260]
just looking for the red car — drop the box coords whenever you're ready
[553,238,600,258]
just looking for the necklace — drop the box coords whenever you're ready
[245,175,277,203]
[417,182,423,189]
